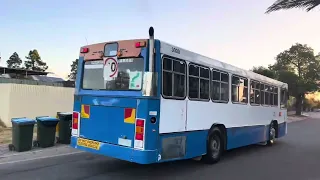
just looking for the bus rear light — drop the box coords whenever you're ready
[134,118,145,149]
[80,47,89,53]
[136,119,144,127]
[72,111,80,136]
[135,133,144,140]
[135,41,146,48]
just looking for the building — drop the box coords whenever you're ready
[0,66,74,88]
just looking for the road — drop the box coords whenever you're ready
[0,117,319,180]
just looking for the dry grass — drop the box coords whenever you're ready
[0,127,12,144]
[0,125,38,145]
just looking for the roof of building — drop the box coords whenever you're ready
[31,75,65,82]
[0,66,48,76]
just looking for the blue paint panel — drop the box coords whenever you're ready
[277,122,287,138]
[81,96,137,108]
[78,89,143,97]
[138,99,160,150]
[79,105,136,146]
[158,131,208,162]
[226,125,268,150]
[70,136,158,164]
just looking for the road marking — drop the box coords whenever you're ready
[0,151,84,165]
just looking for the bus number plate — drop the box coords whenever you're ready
[77,138,101,150]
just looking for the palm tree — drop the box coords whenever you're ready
[266,0,320,13]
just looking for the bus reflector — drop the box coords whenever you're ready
[72,112,79,129]
[134,119,145,149]
[135,41,146,48]
[72,111,80,136]
[80,47,89,53]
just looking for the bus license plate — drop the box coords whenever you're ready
[77,138,101,150]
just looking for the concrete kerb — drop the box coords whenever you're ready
[0,144,83,165]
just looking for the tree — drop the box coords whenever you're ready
[68,59,78,80]
[266,0,320,13]
[270,43,320,115]
[24,50,48,72]
[6,52,22,68]
[251,66,276,78]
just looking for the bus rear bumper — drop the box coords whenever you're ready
[70,136,158,164]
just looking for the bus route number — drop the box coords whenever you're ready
[172,47,180,54]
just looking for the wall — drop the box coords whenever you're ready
[0,84,11,127]
[0,84,74,127]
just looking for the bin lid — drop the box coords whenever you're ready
[36,116,59,122]
[11,118,36,125]
[58,112,72,115]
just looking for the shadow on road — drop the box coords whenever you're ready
[78,141,286,179]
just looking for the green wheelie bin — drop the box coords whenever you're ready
[9,118,36,152]
[34,116,59,148]
[56,112,72,144]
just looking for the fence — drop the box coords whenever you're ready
[0,83,75,127]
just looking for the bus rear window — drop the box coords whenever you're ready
[82,58,144,91]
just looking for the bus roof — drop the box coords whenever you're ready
[159,40,288,88]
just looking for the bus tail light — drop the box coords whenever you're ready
[72,111,80,136]
[134,119,145,149]
[135,41,146,48]
[80,47,89,53]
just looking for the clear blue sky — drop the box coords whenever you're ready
[0,0,319,78]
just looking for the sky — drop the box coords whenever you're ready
[0,0,319,79]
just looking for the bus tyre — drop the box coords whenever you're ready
[202,127,223,164]
[267,122,277,146]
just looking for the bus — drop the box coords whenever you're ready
[70,27,288,164]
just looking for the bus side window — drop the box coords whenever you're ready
[250,80,260,105]
[260,84,265,105]
[274,87,278,106]
[280,88,288,109]
[212,70,229,103]
[231,75,248,104]
[162,57,186,99]
[188,64,210,101]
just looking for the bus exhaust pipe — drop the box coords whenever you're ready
[148,26,155,72]
[142,26,157,97]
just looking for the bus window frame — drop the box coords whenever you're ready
[249,80,261,106]
[231,74,248,105]
[211,68,229,104]
[103,42,119,57]
[161,55,187,100]
[187,62,210,102]
[80,56,145,91]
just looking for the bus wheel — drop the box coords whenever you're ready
[267,122,277,146]
[202,127,223,164]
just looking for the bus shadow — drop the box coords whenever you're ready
[85,141,286,178]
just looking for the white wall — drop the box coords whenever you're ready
[0,84,74,127]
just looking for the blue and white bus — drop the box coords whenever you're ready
[70,27,288,164]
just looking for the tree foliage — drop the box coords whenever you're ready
[24,50,48,72]
[6,52,22,68]
[266,0,320,13]
[278,44,319,114]
[68,59,78,80]
[252,43,320,115]
[252,66,276,79]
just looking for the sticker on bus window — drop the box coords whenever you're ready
[129,71,142,90]
[103,57,118,81]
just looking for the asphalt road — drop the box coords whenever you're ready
[0,118,319,180]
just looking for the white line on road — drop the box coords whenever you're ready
[0,151,84,165]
